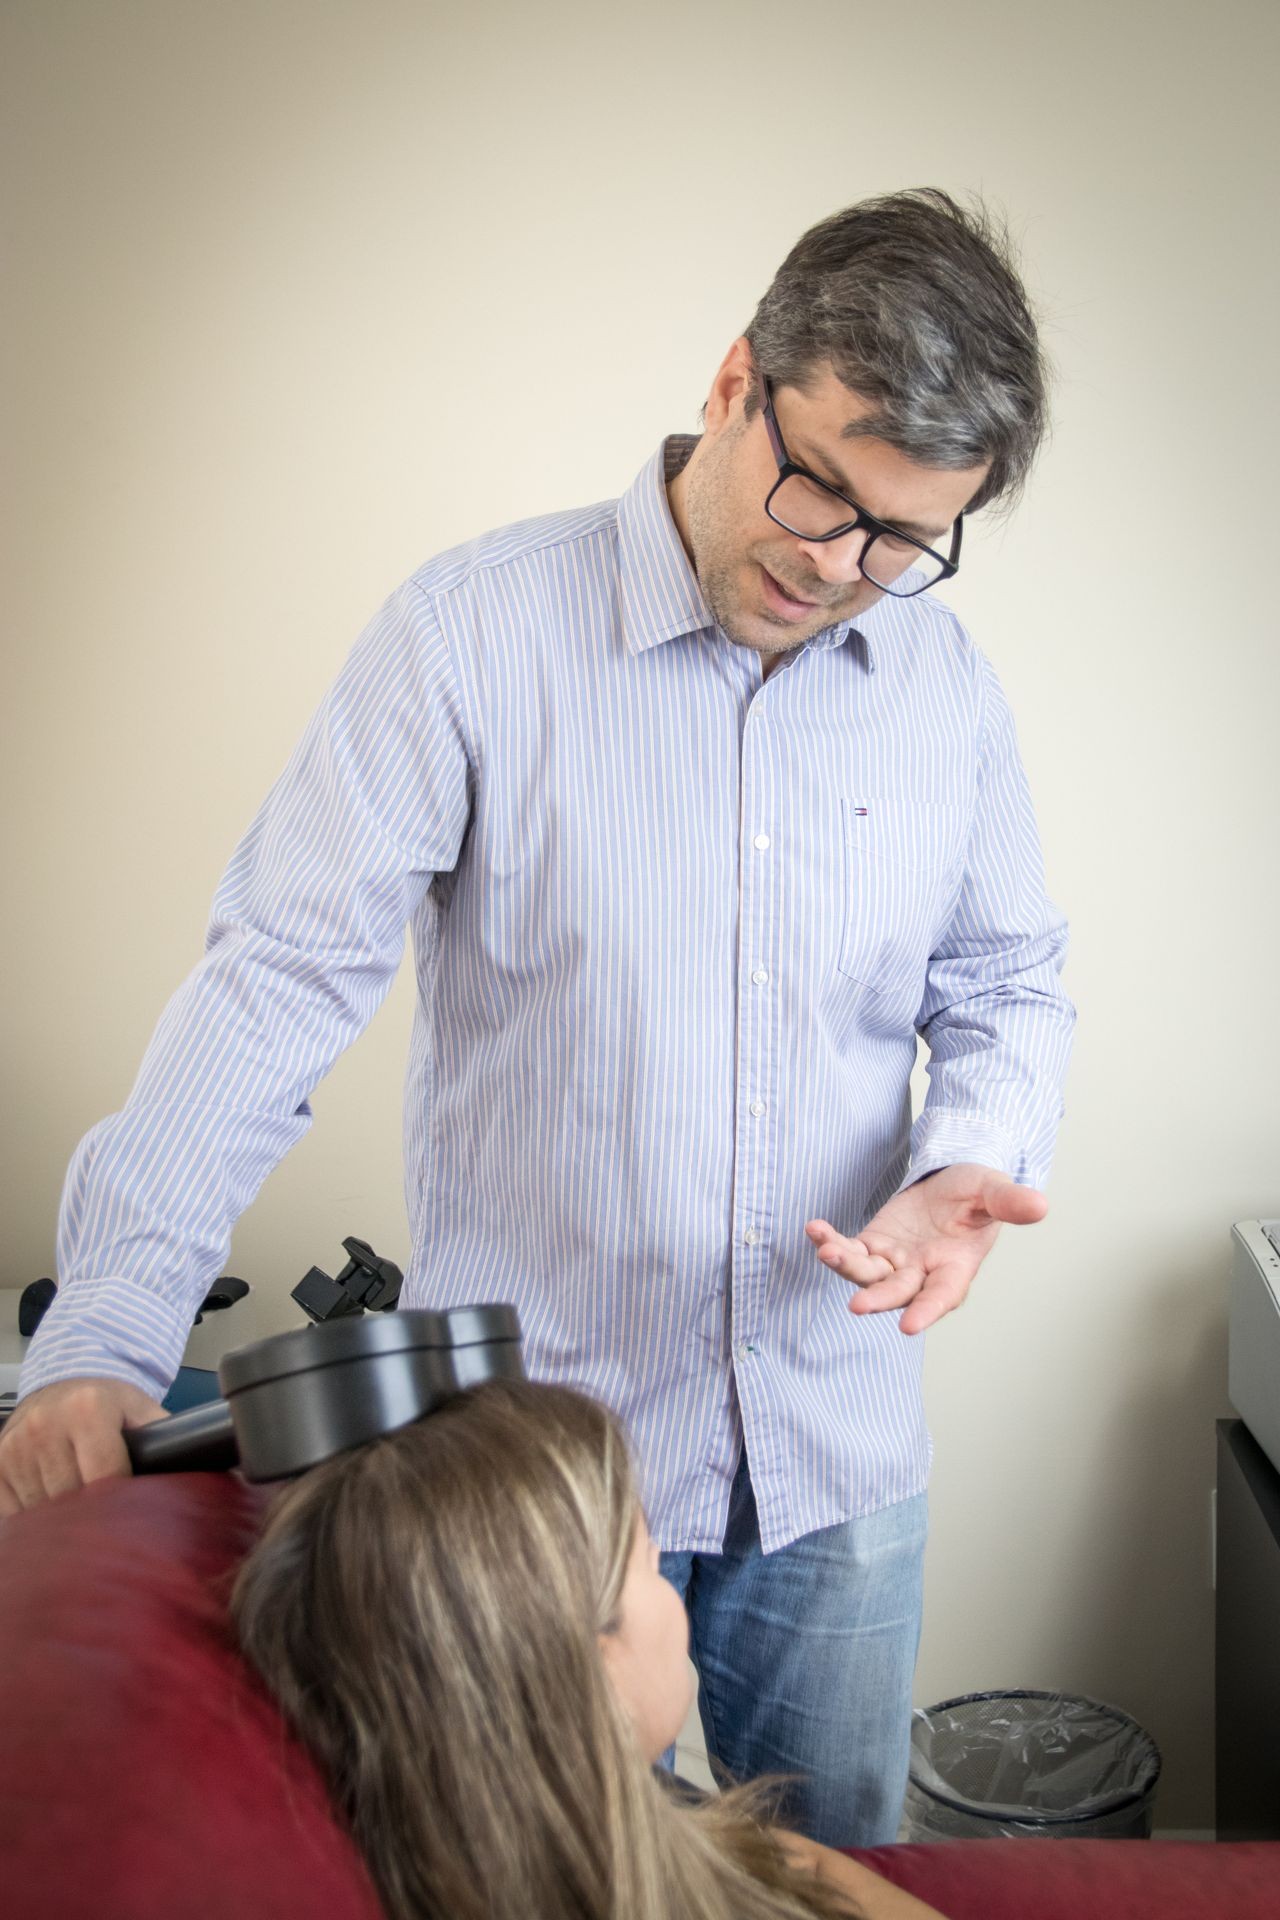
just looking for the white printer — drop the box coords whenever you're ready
[1229,1220,1280,1475]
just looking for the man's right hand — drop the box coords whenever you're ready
[0,1378,168,1515]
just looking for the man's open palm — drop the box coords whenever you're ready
[805,1163,1048,1335]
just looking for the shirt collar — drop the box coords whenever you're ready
[617,435,875,672]
[617,437,716,654]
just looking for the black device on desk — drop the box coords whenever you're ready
[0,1276,246,1430]
[0,1271,255,1428]
[11,1230,399,1352]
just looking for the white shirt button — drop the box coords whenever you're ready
[751,968,770,986]
[734,1341,752,1360]
[749,1100,766,1117]
[753,833,771,850]
[744,1227,760,1246]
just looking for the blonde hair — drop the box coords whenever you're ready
[232,1380,859,1920]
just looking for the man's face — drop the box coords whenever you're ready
[672,342,990,657]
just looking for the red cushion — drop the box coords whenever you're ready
[0,1473,381,1920]
[848,1838,1280,1918]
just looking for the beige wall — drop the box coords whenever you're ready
[5,0,1278,1827]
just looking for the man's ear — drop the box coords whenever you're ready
[702,336,754,435]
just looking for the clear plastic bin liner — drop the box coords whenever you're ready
[903,1690,1162,1840]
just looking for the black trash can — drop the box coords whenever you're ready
[903,1690,1162,1840]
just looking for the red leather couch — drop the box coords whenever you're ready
[1,1471,1276,1918]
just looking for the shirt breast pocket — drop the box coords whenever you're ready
[837,796,966,1028]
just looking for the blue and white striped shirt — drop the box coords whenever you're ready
[22,436,1073,1552]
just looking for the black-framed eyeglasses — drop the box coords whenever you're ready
[758,372,962,598]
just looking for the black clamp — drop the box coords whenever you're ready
[291,1236,403,1323]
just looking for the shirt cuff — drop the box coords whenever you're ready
[17,1278,193,1405]
[895,1111,1025,1196]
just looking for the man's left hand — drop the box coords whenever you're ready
[805,1163,1048,1335]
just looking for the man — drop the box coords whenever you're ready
[2,188,1073,1846]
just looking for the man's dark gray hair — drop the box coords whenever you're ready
[741,188,1049,514]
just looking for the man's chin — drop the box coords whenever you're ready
[723,608,825,653]
[706,577,839,653]
[720,620,809,656]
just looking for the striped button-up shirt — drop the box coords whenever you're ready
[23,435,1074,1552]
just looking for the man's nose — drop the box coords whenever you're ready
[794,526,870,587]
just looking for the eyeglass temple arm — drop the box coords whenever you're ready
[756,368,788,468]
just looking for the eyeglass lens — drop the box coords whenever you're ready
[768,473,946,594]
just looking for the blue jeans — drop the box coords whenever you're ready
[659,1449,927,1848]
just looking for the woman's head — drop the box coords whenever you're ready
[233,1381,857,1920]
[232,1381,691,1913]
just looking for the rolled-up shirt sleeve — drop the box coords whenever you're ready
[901,647,1075,1193]
[20,580,472,1402]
